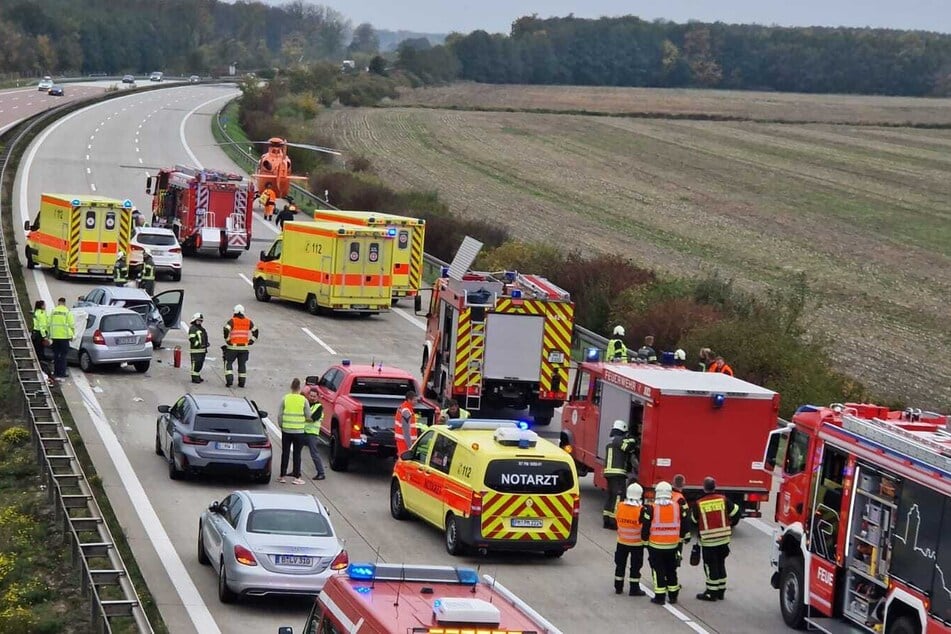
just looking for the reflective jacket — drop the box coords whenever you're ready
[141,260,155,281]
[32,308,49,337]
[606,338,628,362]
[604,430,635,477]
[440,406,470,421]
[707,361,734,376]
[616,501,644,546]
[304,400,323,435]
[641,500,684,549]
[49,305,75,341]
[395,400,418,444]
[188,324,209,354]
[114,260,128,283]
[692,493,740,546]
[224,316,257,349]
[280,393,309,432]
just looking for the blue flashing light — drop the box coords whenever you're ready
[510,289,522,299]
[456,567,479,586]
[447,419,466,430]
[434,599,443,610]
[122,199,133,208]
[503,271,517,282]
[347,563,376,580]
[355,586,372,595]
[71,199,82,207]
[386,227,397,237]
[585,347,601,362]
[712,393,726,409]
[341,359,351,366]
[795,404,820,414]
[440,266,450,277]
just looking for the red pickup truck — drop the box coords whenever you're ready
[306,361,438,472]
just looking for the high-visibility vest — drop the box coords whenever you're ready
[707,361,734,376]
[304,401,323,435]
[441,406,470,421]
[33,308,49,337]
[281,393,307,432]
[49,306,74,341]
[616,502,644,546]
[648,501,681,549]
[141,260,155,281]
[114,260,128,283]
[695,493,736,546]
[606,338,628,362]
[226,316,253,347]
[394,400,417,442]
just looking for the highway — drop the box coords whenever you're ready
[11,84,791,634]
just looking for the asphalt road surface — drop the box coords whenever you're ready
[12,84,792,634]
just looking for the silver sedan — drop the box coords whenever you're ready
[198,490,348,602]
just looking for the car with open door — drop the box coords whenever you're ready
[46,305,153,373]
[74,286,184,348]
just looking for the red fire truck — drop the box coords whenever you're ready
[764,402,951,634]
[561,362,780,515]
[145,165,253,258]
[283,562,563,634]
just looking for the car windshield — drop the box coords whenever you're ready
[100,314,146,333]
[351,377,415,396]
[136,233,176,246]
[194,415,262,435]
[246,510,331,536]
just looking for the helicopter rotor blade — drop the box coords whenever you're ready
[283,142,342,156]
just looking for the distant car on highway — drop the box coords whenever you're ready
[149,71,164,82]
[45,305,153,373]
[130,227,182,280]
[189,75,201,83]
[48,85,65,97]
[38,77,53,91]
[121,74,135,84]
[198,490,348,602]
[154,394,272,482]
[74,286,183,349]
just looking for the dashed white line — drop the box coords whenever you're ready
[85,154,89,160]
[86,167,91,174]
[302,327,336,355]
[238,273,252,286]
[90,183,96,192]
[392,306,426,331]
[138,158,143,164]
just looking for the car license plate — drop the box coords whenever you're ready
[510,518,544,528]
[351,304,369,309]
[117,337,136,345]
[275,555,312,566]
[216,442,235,450]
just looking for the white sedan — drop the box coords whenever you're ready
[130,227,182,280]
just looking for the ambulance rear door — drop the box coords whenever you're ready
[334,234,390,306]
[79,206,117,272]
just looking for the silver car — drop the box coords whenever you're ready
[130,227,183,280]
[155,394,273,482]
[46,305,153,372]
[75,286,183,348]
[198,490,348,602]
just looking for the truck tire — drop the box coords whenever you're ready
[779,556,807,630]
[390,480,410,520]
[887,616,919,634]
[329,424,350,472]
[253,280,270,302]
[445,513,468,556]
[305,294,319,315]
[53,259,64,280]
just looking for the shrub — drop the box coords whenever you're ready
[346,155,373,172]
[0,427,29,454]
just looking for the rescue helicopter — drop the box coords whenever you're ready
[217,137,341,198]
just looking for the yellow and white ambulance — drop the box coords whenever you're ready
[24,194,134,279]
[253,220,395,314]
[312,209,425,302]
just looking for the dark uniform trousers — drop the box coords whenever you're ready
[648,547,680,598]
[604,476,627,521]
[224,348,249,387]
[615,544,644,589]
[191,352,206,380]
[702,543,730,598]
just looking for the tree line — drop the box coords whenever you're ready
[0,0,349,76]
[398,14,951,96]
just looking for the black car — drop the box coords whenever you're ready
[48,85,65,96]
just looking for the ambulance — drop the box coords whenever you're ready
[24,194,134,279]
[390,420,580,557]
[282,562,564,634]
[312,209,425,302]
[253,220,395,314]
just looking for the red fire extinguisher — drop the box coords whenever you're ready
[173,345,182,368]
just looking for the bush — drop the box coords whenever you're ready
[346,155,373,172]
[0,427,29,454]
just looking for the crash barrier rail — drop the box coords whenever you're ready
[214,107,610,362]
[0,97,154,632]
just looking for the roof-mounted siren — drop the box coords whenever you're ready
[433,597,501,625]
[447,236,484,281]
[493,426,539,448]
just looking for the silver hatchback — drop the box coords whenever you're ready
[47,305,153,372]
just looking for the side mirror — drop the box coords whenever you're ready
[414,295,422,314]
[145,176,153,194]
[208,501,219,512]
[400,450,414,461]
[157,405,170,414]
[23,220,31,231]
[305,375,319,386]
[259,250,266,261]
[278,628,294,634]
[257,410,268,419]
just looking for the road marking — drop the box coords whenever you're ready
[86,167,91,174]
[262,416,281,439]
[302,327,336,355]
[392,306,425,331]
[90,183,96,192]
[85,154,89,160]
[748,517,775,536]
[19,93,223,634]
[138,157,143,164]
[180,92,236,169]
[238,273,252,286]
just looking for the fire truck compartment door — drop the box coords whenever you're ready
[483,313,544,381]
[597,384,635,461]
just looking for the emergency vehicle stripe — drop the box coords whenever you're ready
[67,212,81,271]
[118,208,131,256]
[480,492,573,541]
[31,232,69,252]
[409,227,423,292]
[453,310,471,389]
[542,302,573,396]
[40,195,72,208]
[278,264,392,287]
[80,241,117,254]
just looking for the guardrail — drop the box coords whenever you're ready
[0,96,153,632]
[214,107,610,362]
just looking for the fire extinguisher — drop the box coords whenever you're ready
[173,345,182,368]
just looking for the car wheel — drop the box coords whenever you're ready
[25,248,35,269]
[390,480,409,520]
[79,350,94,372]
[168,447,183,480]
[53,259,64,280]
[305,294,319,315]
[171,271,182,282]
[154,424,163,456]
[255,469,271,484]
[133,361,150,373]
[329,425,350,472]
[445,514,467,556]
[197,522,210,565]
[779,556,807,629]
[253,281,270,302]
[218,558,236,603]
[886,616,919,634]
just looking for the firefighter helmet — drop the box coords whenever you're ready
[233,304,245,315]
[117,250,125,259]
[191,313,203,323]
[612,419,628,433]
[674,349,686,361]
[626,483,643,503]
[613,325,625,337]
[655,481,673,500]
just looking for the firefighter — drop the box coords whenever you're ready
[603,419,636,529]
[636,335,658,364]
[642,481,688,605]
[301,384,327,480]
[31,300,49,361]
[113,250,129,287]
[673,349,686,367]
[614,482,647,596]
[394,390,419,455]
[275,195,298,228]
[260,183,277,221]
[139,249,156,295]
[707,355,734,377]
[692,476,741,601]
[606,325,628,362]
[439,398,470,424]
[187,313,209,384]
[222,304,258,388]
[698,348,713,372]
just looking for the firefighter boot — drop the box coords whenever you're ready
[696,591,718,601]
[716,589,725,600]
[668,590,679,604]
[650,593,665,605]
[615,581,623,595]
[629,583,645,597]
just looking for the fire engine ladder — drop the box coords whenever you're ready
[195,183,210,229]
[421,331,440,398]
[466,312,486,411]
[841,413,951,477]
[229,186,248,235]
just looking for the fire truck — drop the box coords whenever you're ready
[418,246,574,425]
[560,362,779,514]
[145,165,253,258]
[764,402,951,634]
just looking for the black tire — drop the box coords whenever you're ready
[390,480,409,520]
[25,248,35,269]
[253,281,270,302]
[133,361,150,373]
[221,250,241,260]
[391,297,400,306]
[154,424,163,456]
[171,271,182,282]
[305,294,319,316]
[445,514,467,556]
[53,259,64,280]
[779,556,807,630]
[218,559,236,603]
[329,425,350,472]
[168,447,183,480]
[887,616,919,634]
[543,549,565,559]
[79,350,94,372]
[255,469,271,484]
[197,522,210,565]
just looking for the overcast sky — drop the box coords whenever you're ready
[308,0,951,35]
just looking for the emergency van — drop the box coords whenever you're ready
[284,562,563,634]
[253,221,395,314]
[312,209,425,302]
[24,194,134,279]
[391,420,579,557]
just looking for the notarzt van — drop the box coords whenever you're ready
[391,420,579,557]
[24,194,134,279]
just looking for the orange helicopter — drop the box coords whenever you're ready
[221,137,341,198]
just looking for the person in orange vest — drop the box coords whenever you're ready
[259,183,277,221]
[394,390,419,455]
[692,476,741,601]
[222,304,259,388]
[614,482,647,596]
[706,355,734,376]
[641,481,689,605]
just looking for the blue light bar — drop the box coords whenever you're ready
[71,198,82,207]
[122,199,133,208]
[347,563,376,580]
[341,359,351,366]
[386,227,397,236]
[456,568,479,585]
[516,421,530,430]
[510,289,522,299]
[585,347,601,362]
[712,393,726,409]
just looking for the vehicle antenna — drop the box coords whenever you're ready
[371,544,382,590]
[472,563,480,594]
[393,563,405,607]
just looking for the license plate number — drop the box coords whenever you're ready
[275,555,312,566]
[511,518,543,528]
[351,304,369,309]
[117,337,136,345]
[216,442,235,450]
